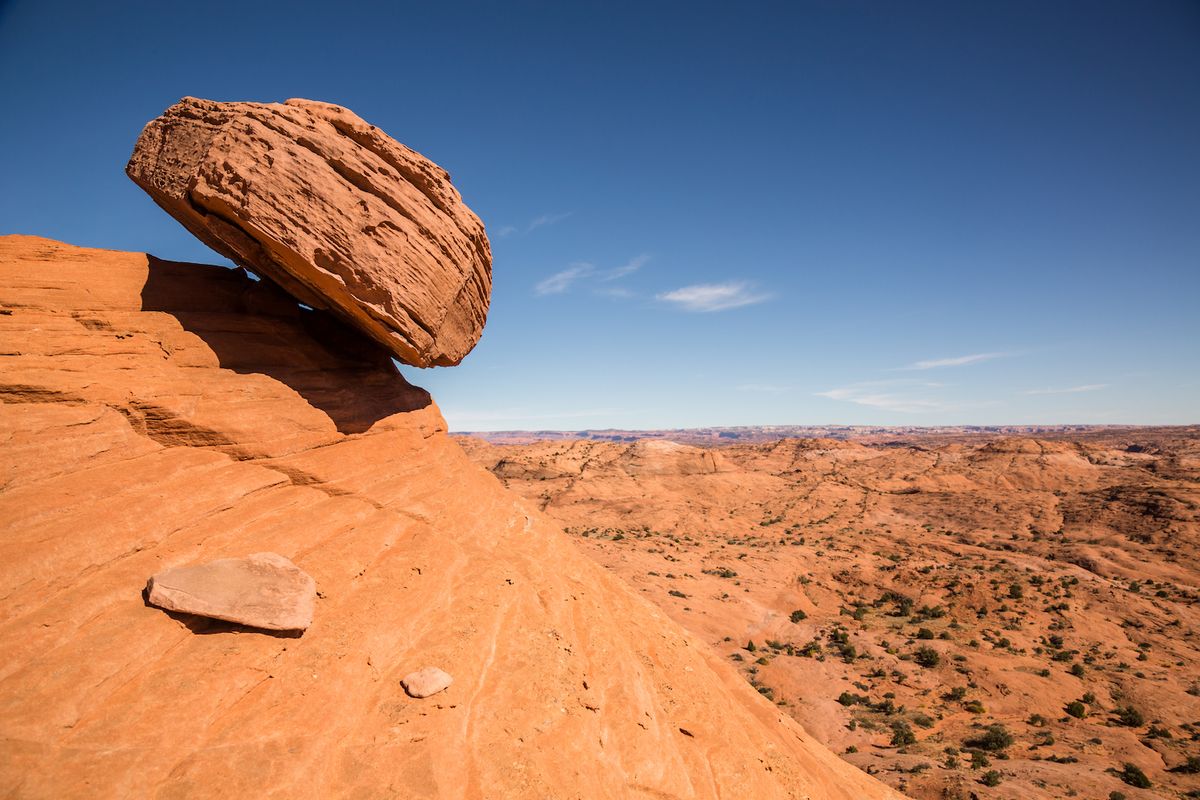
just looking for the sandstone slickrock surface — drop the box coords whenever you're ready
[401,666,453,698]
[146,552,316,631]
[126,97,491,367]
[0,236,901,799]
[460,434,1200,799]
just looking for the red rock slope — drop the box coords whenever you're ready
[0,236,901,799]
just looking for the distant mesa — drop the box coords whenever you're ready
[126,96,491,367]
[146,552,316,632]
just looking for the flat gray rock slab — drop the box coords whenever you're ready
[401,666,453,698]
[147,552,316,631]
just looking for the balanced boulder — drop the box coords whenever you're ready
[126,96,491,367]
[146,552,316,631]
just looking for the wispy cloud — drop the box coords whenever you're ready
[443,407,627,430]
[656,281,771,312]
[601,254,648,281]
[1023,383,1109,395]
[535,254,648,297]
[534,263,593,295]
[899,352,1009,370]
[736,383,789,393]
[815,380,956,413]
[493,212,573,239]
[526,211,573,232]
[594,286,635,299]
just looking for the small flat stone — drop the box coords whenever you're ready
[401,666,453,698]
[146,552,315,631]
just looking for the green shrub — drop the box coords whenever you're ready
[914,646,941,668]
[790,609,807,623]
[1114,763,1151,789]
[1171,755,1200,774]
[967,724,1014,752]
[890,721,917,747]
[1114,705,1145,727]
[980,770,1002,786]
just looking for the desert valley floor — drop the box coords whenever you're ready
[461,428,1200,799]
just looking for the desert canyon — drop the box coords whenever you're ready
[461,429,1200,799]
[0,98,906,798]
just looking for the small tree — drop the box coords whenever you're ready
[1114,705,1145,727]
[1115,763,1151,789]
[968,724,1014,753]
[914,646,941,668]
[890,721,917,747]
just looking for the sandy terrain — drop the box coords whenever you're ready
[462,430,1200,799]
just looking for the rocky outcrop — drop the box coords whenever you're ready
[146,553,316,631]
[126,97,491,367]
[0,236,901,799]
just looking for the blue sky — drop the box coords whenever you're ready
[1,0,1197,430]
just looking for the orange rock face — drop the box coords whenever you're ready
[126,97,491,367]
[0,236,900,800]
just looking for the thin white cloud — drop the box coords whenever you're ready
[736,383,789,393]
[1024,383,1109,395]
[534,263,593,295]
[491,213,573,239]
[815,380,959,413]
[536,254,646,297]
[601,253,649,281]
[817,387,951,413]
[656,281,771,312]
[527,211,573,232]
[594,286,635,299]
[900,352,1008,370]
[442,407,626,430]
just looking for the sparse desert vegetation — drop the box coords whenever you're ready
[463,428,1200,799]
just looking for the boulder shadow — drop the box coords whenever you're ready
[141,586,304,639]
[139,255,432,434]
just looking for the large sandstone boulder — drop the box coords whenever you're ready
[146,552,316,631]
[126,97,491,367]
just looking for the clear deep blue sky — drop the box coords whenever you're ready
[2,1,1197,430]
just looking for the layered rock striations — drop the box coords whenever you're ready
[126,97,491,367]
[0,236,901,799]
